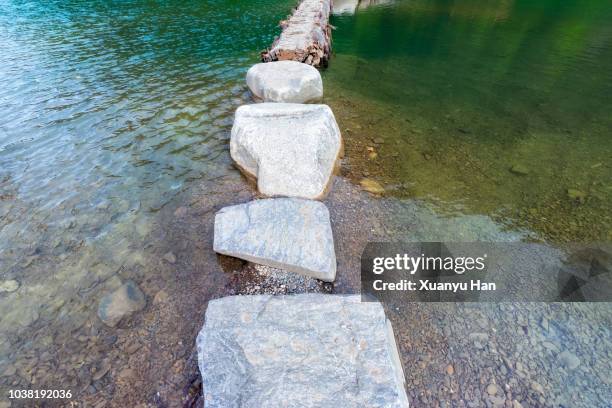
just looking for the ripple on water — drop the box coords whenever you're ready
[0,0,296,403]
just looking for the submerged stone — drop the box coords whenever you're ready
[213,198,336,282]
[558,350,581,370]
[567,188,586,202]
[162,251,177,264]
[246,61,323,103]
[510,164,530,175]
[97,280,146,327]
[197,294,408,408]
[0,280,20,293]
[230,103,342,199]
[359,178,385,195]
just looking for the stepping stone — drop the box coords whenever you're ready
[247,61,323,103]
[197,294,409,408]
[213,198,336,282]
[231,103,342,200]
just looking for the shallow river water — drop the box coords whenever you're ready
[325,0,612,243]
[0,0,610,407]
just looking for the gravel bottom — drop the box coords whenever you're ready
[226,263,333,295]
[388,302,611,408]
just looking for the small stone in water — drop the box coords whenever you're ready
[510,164,529,175]
[92,361,111,381]
[558,350,580,370]
[153,290,169,304]
[163,252,177,264]
[359,178,385,195]
[487,384,498,395]
[446,364,454,375]
[567,188,586,202]
[531,381,544,394]
[97,280,146,327]
[0,280,19,293]
[373,137,384,144]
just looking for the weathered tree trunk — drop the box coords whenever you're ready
[261,0,333,68]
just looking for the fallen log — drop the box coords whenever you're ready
[261,0,332,68]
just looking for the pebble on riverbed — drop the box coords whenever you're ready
[359,178,385,195]
[97,280,146,327]
[509,164,530,175]
[558,350,581,370]
[162,251,177,264]
[567,188,587,202]
[0,279,20,293]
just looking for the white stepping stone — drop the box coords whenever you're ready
[230,103,342,200]
[213,198,336,281]
[247,61,323,103]
[197,294,409,408]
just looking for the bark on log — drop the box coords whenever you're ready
[261,0,333,68]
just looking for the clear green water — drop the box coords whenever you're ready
[0,0,294,403]
[325,0,612,243]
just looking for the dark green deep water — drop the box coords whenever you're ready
[325,0,612,242]
[0,0,611,405]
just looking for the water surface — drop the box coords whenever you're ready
[0,0,294,404]
[325,0,612,243]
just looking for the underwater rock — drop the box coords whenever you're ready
[196,294,408,407]
[230,103,342,200]
[213,198,336,282]
[162,252,177,264]
[558,350,581,370]
[359,178,385,195]
[510,164,530,175]
[0,279,20,293]
[567,188,586,202]
[97,280,146,327]
[246,61,323,103]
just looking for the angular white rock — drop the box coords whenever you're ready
[197,294,409,408]
[97,280,146,327]
[214,198,336,281]
[230,103,342,199]
[246,61,323,103]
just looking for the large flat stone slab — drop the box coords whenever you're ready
[247,61,323,103]
[213,198,336,281]
[230,103,342,200]
[197,294,408,408]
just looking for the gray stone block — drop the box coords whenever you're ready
[197,294,409,408]
[247,61,323,103]
[230,103,342,200]
[213,198,336,282]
